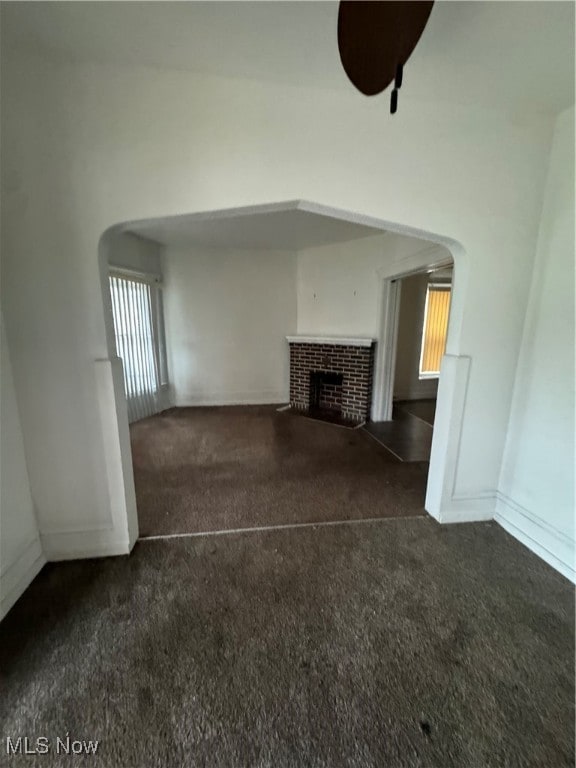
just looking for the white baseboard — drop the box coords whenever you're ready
[41,529,131,561]
[0,537,46,620]
[495,493,575,583]
[175,391,288,407]
[431,492,496,524]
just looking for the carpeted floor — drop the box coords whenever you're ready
[0,518,573,767]
[130,406,429,537]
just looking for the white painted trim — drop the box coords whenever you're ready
[372,279,401,422]
[372,251,453,424]
[95,358,139,550]
[495,493,575,583]
[138,513,428,542]
[286,335,375,347]
[38,522,114,536]
[436,492,496,523]
[425,355,473,519]
[41,529,131,561]
[0,537,46,620]
[0,536,39,578]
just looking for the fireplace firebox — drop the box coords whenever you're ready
[309,371,344,413]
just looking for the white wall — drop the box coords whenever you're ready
[393,273,438,402]
[0,312,45,619]
[296,233,448,338]
[297,234,389,336]
[108,232,162,278]
[164,233,445,409]
[164,245,296,406]
[296,235,449,412]
[0,47,557,561]
[496,106,575,582]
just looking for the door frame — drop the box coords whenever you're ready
[372,248,454,422]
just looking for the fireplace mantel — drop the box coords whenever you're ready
[286,335,375,348]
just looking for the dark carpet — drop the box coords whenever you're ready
[130,406,429,537]
[0,518,573,767]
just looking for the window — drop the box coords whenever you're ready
[109,271,168,422]
[419,283,451,378]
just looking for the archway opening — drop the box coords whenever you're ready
[98,200,466,542]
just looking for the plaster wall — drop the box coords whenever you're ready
[0,312,44,618]
[163,245,296,406]
[108,232,162,278]
[0,51,555,559]
[496,106,575,581]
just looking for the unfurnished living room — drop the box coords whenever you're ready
[0,2,574,766]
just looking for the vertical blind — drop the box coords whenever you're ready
[109,273,160,422]
[419,284,451,376]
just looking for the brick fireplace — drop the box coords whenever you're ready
[286,336,376,423]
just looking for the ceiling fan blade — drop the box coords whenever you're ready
[338,1,434,97]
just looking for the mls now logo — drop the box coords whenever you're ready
[6,737,50,755]
[5,735,99,755]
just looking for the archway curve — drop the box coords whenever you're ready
[97,199,468,543]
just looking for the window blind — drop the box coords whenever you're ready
[109,274,160,422]
[420,285,451,376]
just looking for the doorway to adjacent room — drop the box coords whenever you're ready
[366,264,453,462]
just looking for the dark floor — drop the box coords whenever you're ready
[300,405,361,428]
[130,405,429,537]
[398,399,436,427]
[1,518,573,767]
[363,400,436,462]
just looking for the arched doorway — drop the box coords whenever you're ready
[98,200,468,543]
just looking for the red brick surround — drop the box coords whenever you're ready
[288,341,375,423]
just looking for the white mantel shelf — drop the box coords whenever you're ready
[286,335,375,348]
